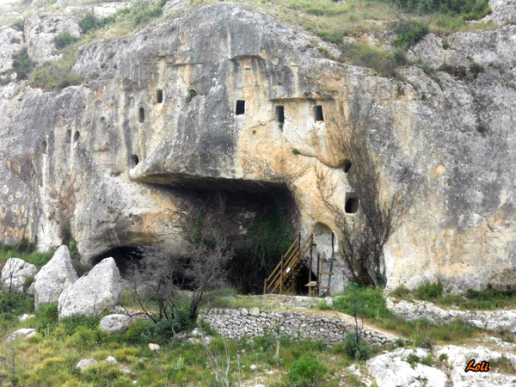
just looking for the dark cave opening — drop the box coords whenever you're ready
[235,100,246,115]
[92,246,143,277]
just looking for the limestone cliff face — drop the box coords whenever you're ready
[1,3,515,292]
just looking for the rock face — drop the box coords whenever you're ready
[1,3,516,292]
[99,314,131,334]
[58,258,121,318]
[34,245,78,308]
[1,258,37,293]
[387,297,516,333]
[367,348,447,387]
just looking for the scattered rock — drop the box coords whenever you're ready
[1,258,38,294]
[250,364,258,371]
[76,358,98,371]
[367,348,447,387]
[34,245,78,309]
[58,258,121,318]
[100,314,131,334]
[18,314,35,322]
[148,343,160,352]
[105,356,117,364]
[249,307,260,317]
[6,328,37,342]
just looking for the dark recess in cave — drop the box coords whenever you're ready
[92,246,142,277]
[343,160,352,173]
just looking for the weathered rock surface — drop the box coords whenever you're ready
[387,297,516,333]
[24,15,81,63]
[1,258,37,293]
[367,348,447,387]
[99,314,131,334]
[18,313,35,322]
[1,3,516,292]
[481,0,516,25]
[6,328,37,342]
[34,245,78,308]
[436,345,516,386]
[58,258,121,318]
[0,24,23,79]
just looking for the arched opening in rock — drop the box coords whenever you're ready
[156,89,163,103]
[314,105,324,122]
[130,154,139,168]
[345,194,359,214]
[275,106,285,123]
[92,246,142,277]
[66,130,71,144]
[343,160,352,173]
[138,107,145,123]
[42,140,47,154]
[235,100,246,115]
[73,131,80,143]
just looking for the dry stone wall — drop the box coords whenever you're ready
[200,308,397,347]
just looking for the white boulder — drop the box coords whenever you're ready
[99,314,131,334]
[6,328,37,342]
[58,258,121,318]
[1,258,37,293]
[367,348,447,387]
[34,245,78,308]
[76,358,98,371]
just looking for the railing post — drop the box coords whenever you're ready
[280,255,284,295]
[264,279,267,295]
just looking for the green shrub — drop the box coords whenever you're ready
[333,284,391,319]
[54,32,79,49]
[23,275,34,292]
[0,290,33,315]
[287,354,327,386]
[292,148,300,155]
[390,285,411,298]
[79,13,103,33]
[341,332,372,360]
[393,19,429,49]
[12,19,25,32]
[339,43,406,78]
[12,48,36,80]
[30,302,59,333]
[58,314,101,336]
[30,50,84,91]
[140,307,195,344]
[415,282,443,300]
[318,30,345,43]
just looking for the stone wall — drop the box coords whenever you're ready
[200,308,397,347]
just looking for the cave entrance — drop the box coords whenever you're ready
[92,246,142,277]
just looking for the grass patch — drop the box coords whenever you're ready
[30,50,84,91]
[54,32,79,49]
[12,48,36,80]
[0,240,55,268]
[339,43,406,78]
[393,19,429,49]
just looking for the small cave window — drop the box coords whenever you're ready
[236,100,246,115]
[138,107,145,123]
[314,105,324,122]
[65,130,71,144]
[345,194,359,214]
[275,106,285,123]
[130,154,139,168]
[343,160,352,173]
[42,140,47,155]
[156,89,163,103]
[73,131,80,143]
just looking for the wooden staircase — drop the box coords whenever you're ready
[263,234,314,295]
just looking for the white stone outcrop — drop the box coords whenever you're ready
[1,258,37,293]
[76,358,98,371]
[34,245,78,308]
[99,314,131,334]
[58,258,121,318]
[367,348,447,387]
[436,345,516,387]
[6,328,37,342]
[387,298,516,333]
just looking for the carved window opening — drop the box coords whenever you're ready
[138,107,145,123]
[275,106,285,123]
[42,140,47,155]
[73,131,80,143]
[345,194,359,214]
[66,130,71,144]
[343,160,352,173]
[130,155,139,168]
[314,105,324,122]
[156,89,163,103]
[236,100,245,115]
